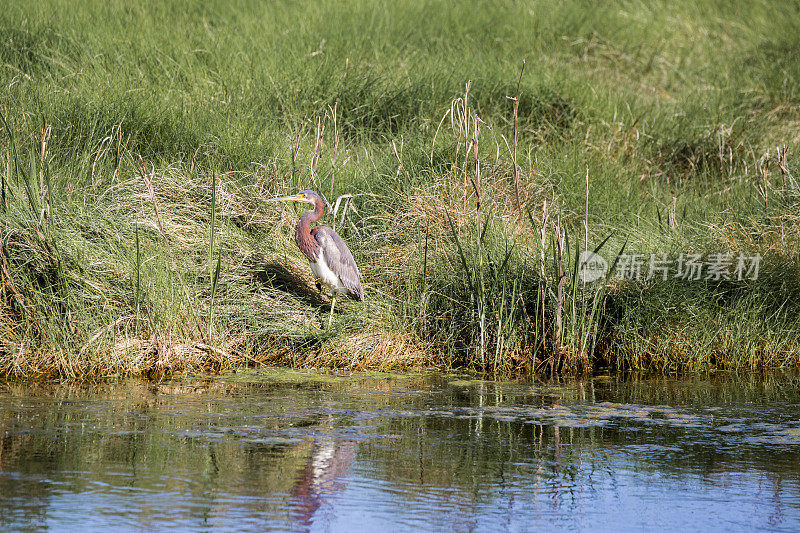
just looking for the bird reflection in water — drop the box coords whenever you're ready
[290,438,358,529]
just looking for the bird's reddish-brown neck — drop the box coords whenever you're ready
[295,195,324,262]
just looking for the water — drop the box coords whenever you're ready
[1,371,799,532]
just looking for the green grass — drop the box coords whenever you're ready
[1,0,799,378]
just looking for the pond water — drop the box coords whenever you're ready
[1,371,799,531]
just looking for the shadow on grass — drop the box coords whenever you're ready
[248,258,329,309]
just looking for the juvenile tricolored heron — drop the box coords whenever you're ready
[267,190,363,326]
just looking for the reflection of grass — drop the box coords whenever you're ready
[2,375,799,529]
[1,0,800,377]
[219,367,361,385]
[0,379,319,528]
[214,368,434,389]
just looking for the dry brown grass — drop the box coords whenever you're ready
[258,328,438,372]
[1,329,440,380]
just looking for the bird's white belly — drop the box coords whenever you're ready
[310,254,348,295]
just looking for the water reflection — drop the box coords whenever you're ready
[0,373,799,531]
[290,438,357,529]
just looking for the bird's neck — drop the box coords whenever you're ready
[295,199,324,262]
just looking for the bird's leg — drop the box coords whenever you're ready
[316,281,322,293]
[328,296,336,328]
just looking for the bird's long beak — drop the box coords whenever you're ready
[266,194,303,203]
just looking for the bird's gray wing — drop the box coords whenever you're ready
[313,225,364,300]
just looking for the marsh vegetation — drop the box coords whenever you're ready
[1,0,799,378]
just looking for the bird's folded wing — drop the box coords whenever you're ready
[315,226,364,300]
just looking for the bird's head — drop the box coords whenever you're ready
[267,190,320,206]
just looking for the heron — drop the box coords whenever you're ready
[267,190,363,326]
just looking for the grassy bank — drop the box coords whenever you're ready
[1,0,799,378]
